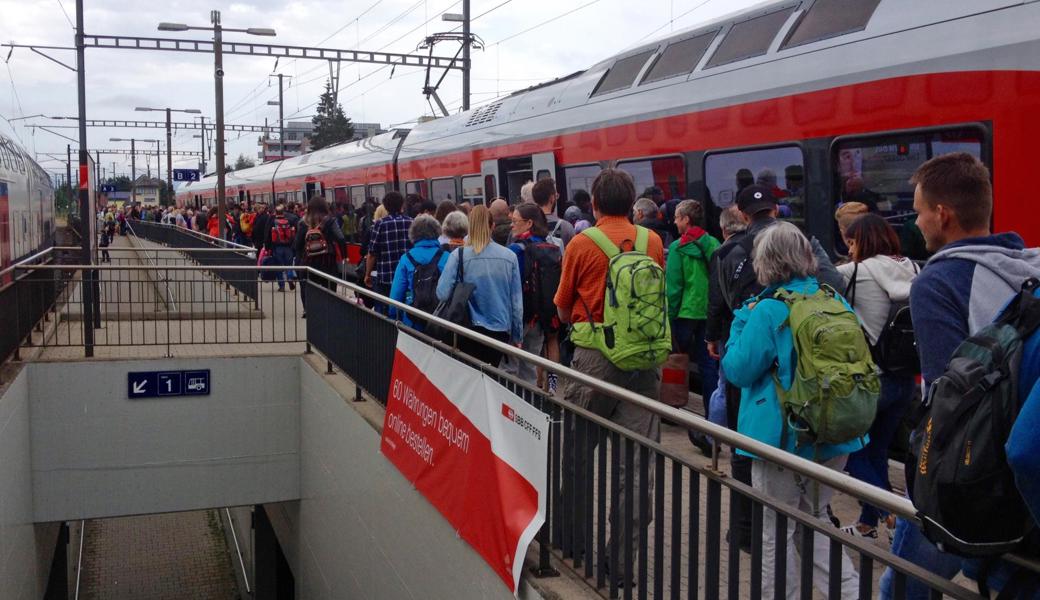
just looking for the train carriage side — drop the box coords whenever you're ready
[395,0,1040,250]
[0,132,55,279]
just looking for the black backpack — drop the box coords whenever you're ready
[845,261,921,376]
[405,248,445,314]
[720,232,764,311]
[520,239,562,331]
[910,278,1040,558]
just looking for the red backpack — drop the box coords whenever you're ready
[270,216,295,245]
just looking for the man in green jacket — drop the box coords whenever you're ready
[666,199,721,454]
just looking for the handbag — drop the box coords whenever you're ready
[427,247,475,341]
[258,247,277,282]
[659,352,690,408]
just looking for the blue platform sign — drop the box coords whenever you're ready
[128,369,210,399]
[173,169,200,182]
[100,184,117,193]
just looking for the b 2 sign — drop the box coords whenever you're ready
[380,333,549,594]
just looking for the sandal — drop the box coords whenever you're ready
[839,523,879,539]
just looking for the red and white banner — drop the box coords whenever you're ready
[380,332,549,594]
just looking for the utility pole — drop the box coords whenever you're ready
[165,108,172,203]
[198,116,207,174]
[75,0,96,355]
[66,144,72,200]
[462,0,471,111]
[130,138,137,203]
[278,74,284,160]
[213,9,228,239]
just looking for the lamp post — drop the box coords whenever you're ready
[158,14,275,239]
[110,137,159,204]
[135,106,201,203]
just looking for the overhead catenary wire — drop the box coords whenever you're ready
[491,0,603,46]
[55,0,76,30]
[636,0,717,43]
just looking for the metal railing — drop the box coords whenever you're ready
[10,228,1036,599]
[0,247,73,371]
[297,273,993,600]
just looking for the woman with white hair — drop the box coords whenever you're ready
[721,221,864,600]
[439,210,469,250]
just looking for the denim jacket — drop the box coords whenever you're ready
[436,243,524,343]
[389,239,450,327]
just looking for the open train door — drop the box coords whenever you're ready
[480,159,500,203]
[532,152,557,182]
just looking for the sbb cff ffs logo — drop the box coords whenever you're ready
[501,403,542,441]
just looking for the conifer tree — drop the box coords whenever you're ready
[310,80,354,150]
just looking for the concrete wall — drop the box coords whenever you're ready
[268,362,522,600]
[0,369,51,599]
[29,357,301,522]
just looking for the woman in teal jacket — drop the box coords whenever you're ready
[721,222,864,600]
[389,215,450,329]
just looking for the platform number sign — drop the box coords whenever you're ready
[173,169,200,182]
[128,369,210,399]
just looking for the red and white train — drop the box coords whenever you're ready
[177,0,1040,249]
[0,131,55,275]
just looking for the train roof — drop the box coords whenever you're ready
[396,0,1034,163]
[181,129,407,193]
[0,130,54,190]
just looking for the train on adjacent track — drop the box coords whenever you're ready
[175,0,1040,250]
[0,131,56,278]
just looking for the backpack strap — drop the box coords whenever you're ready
[404,251,419,269]
[581,227,620,258]
[634,225,649,254]
[455,247,465,283]
[430,247,445,266]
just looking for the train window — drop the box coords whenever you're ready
[641,30,717,84]
[535,170,551,182]
[405,180,429,199]
[564,164,601,205]
[368,183,386,203]
[705,6,797,68]
[350,185,366,208]
[832,128,984,228]
[461,175,484,205]
[430,178,456,203]
[617,156,686,201]
[333,187,349,210]
[484,175,497,203]
[781,0,882,49]
[591,50,656,97]
[705,145,806,229]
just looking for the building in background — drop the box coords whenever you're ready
[131,176,163,205]
[258,121,385,163]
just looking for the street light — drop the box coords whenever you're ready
[135,106,202,202]
[157,11,276,238]
[110,137,159,204]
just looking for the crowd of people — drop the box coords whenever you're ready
[110,151,1040,597]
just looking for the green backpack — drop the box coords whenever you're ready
[570,226,671,371]
[772,287,880,446]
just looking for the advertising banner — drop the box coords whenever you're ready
[380,332,549,593]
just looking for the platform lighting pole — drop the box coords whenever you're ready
[197,116,207,174]
[158,14,275,238]
[266,73,287,160]
[66,144,72,200]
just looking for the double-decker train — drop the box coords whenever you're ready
[177,0,1040,249]
[0,131,55,279]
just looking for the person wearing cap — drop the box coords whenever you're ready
[704,184,843,553]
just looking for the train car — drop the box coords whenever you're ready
[178,130,406,211]
[0,131,56,279]
[179,0,1040,249]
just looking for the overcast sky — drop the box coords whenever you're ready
[0,0,764,182]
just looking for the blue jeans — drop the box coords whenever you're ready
[881,517,963,600]
[846,372,914,526]
[272,246,295,289]
[671,318,718,418]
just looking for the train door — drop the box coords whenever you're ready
[305,181,320,199]
[480,160,499,201]
[532,152,557,182]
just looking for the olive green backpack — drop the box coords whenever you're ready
[773,287,880,446]
[570,226,671,371]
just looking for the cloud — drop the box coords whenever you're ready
[1,0,761,176]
